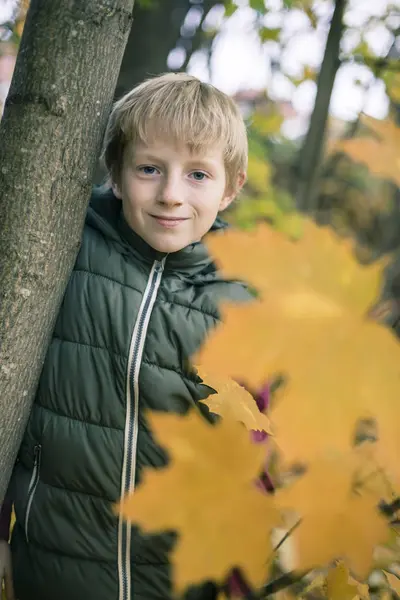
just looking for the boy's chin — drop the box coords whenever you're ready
[146,234,196,254]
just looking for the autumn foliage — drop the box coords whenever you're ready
[118,216,400,599]
[333,116,400,189]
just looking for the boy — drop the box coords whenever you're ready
[0,73,249,600]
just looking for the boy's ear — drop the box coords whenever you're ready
[111,180,122,199]
[219,170,247,212]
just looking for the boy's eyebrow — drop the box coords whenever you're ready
[132,152,220,171]
[185,157,219,171]
[132,152,162,163]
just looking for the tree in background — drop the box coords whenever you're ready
[115,0,220,98]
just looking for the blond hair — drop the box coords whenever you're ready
[102,73,248,192]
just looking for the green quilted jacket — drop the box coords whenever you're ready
[10,187,250,600]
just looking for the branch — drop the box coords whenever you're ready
[260,571,303,598]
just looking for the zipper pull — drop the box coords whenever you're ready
[33,444,41,466]
[155,258,167,273]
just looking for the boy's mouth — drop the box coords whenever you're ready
[150,214,189,228]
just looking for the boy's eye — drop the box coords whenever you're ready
[190,171,208,181]
[139,166,159,175]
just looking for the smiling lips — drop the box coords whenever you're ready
[150,214,189,228]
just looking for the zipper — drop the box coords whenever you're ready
[118,257,166,600]
[25,444,41,543]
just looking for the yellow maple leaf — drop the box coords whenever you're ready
[203,220,385,318]
[194,223,400,484]
[384,571,400,596]
[196,367,271,433]
[117,411,281,592]
[334,115,400,188]
[274,591,297,600]
[326,562,369,600]
[275,453,389,579]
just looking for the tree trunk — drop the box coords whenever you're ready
[295,0,346,213]
[0,0,134,502]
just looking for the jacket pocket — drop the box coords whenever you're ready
[24,444,41,543]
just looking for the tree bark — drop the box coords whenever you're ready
[0,0,134,502]
[295,0,346,213]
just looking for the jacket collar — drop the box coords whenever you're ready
[86,186,227,274]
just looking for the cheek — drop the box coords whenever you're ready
[211,182,229,210]
[126,179,149,203]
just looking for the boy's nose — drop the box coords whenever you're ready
[159,176,184,206]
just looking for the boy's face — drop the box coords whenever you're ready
[112,140,244,253]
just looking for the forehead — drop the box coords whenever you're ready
[128,138,226,165]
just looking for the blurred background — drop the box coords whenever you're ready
[1,0,400,296]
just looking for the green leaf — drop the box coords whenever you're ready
[249,0,266,13]
[382,70,400,103]
[259,26,281,43]
[224,1,238,17]
[203,27,219,40]
[252,111,284,135]
[275,189,296,212]
[353,39,374,60]
[248,136,268,160]
[247,155,272,193]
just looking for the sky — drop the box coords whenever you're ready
[1,0,399,137]
[0,1,15,27]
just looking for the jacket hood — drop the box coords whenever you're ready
[86,185,229,274]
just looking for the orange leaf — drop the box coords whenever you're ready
[384,570,400,596]
[203,220,384,317]
[326,562,369,599]
[193,223,400,486]
[334,116,400,187]
[275,452,389,578]
[117,411,281,592]
[196,367,271,433]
